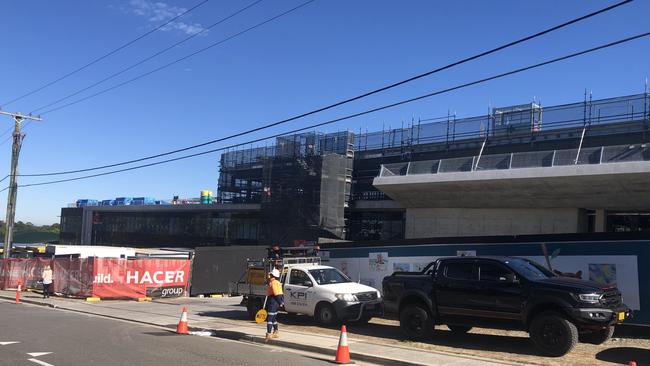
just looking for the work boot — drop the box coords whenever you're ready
[272,330,279,338]
[265,333,272,343]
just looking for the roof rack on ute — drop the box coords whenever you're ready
[267,244,322,267]
[281,256,321,266]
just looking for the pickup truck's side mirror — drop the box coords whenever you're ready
[303,280,313,287]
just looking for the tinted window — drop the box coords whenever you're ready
[289,270,310,286]
[479,263,513,282]
[445,262,476,280]
[309,268,351,285]
[505,258,553,280]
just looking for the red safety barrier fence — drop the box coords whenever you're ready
[0,258,190,299]
[0,258,53,290]
[53,258,94,297]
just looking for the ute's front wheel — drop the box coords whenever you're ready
[399,304,433,341]
[529,311,578,357]
[316,303,338,326]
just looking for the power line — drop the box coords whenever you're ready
[37,0,316,116]
[17,0,633,176]
[2,0,306,147]
[16,30,650,187]
[0,0,211,108]
[36,0,633,115]
[29,0,264,114]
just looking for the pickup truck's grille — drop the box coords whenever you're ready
[601,289,622,308]
[356,291,378,301]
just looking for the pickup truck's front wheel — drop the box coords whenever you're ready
[529,311,578,357]
[400,304,433,341]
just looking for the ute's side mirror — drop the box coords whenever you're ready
[304,280,313,287]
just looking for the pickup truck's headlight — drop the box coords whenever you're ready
[376,291,381,299]
[578,293,602,304]
[335,293,358,302]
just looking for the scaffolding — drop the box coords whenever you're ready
[217,92,650,242]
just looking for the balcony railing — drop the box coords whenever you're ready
[379,144,650,177]
[221,93,650,170]
[358,93,649,151]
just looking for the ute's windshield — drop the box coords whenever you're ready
[505,258,554,281]
[309,268,352,285]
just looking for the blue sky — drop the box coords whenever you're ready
[0,0,649,225]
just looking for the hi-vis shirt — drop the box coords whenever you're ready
[267,278,283,296]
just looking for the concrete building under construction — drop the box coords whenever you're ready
[60,91,650,247]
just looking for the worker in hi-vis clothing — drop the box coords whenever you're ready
[266,268,284,342]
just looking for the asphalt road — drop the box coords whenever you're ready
[0,301,336,366]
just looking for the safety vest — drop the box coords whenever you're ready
[267,278,283,296]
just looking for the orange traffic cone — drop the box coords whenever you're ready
[15,284,21,304]
[334,325,352,364]
[176,307,189,334]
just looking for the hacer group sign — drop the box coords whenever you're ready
[0,258,190,299]
[92,258,190,299]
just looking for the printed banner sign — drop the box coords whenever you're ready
[146,285,186,298]
[92,258,190,299]
[1,258,190,299]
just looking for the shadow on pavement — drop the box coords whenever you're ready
[143,329,254,343]
[189,307,648,359]
[596,347,650,365]
[614,325,650,340]
[209,329,255,342]
[427,330,536,356]
[278,313,541,356]
[142,331,178,337]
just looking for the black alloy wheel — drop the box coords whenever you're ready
[399,304,433,341]
[529,311,578,357]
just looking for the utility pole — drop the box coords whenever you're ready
[1,110,42,259]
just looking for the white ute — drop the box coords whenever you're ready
[282,263,383,325]
[231,256,383,325]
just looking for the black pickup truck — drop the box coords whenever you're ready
[382,256,631,356]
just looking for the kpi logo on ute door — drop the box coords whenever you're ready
[290,291,307,299]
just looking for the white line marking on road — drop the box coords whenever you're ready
[27,358,55,366]
[27,352,52,357]
[0,341,20,345]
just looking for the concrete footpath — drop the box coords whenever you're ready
[0,290,519,366]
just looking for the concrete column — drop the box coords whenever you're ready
[81,208,94,244]
[595,209,607,232]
